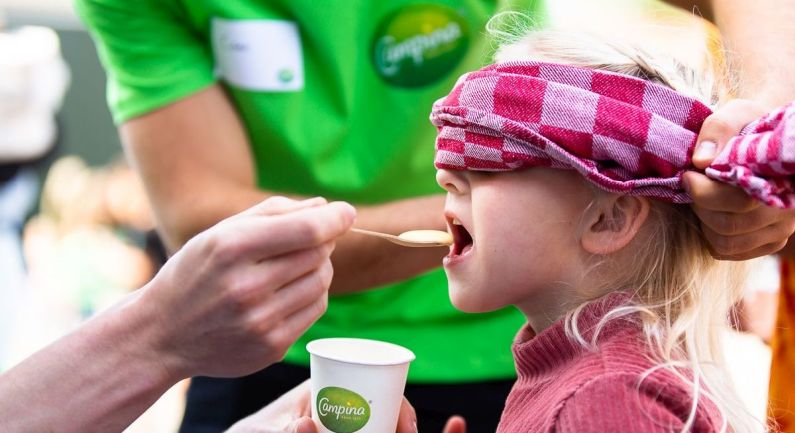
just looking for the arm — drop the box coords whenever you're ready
[709,0,795,107]
[0,198,355,432]
[664,0,795,107]
[122,85,447,294]
[0,294,173,433]
[665,0,795,259]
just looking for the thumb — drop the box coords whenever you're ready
[442,416,466,433]
[287,417,317,433]
[692,99,769,169]
[691,139,719,169]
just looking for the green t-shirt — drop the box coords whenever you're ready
[76,0,544,382]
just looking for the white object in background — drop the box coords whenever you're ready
[0,170,38,370]
[744,255,781,295]
[0,25,70,162]
[0,0,82,29]
[211,18,304,92]
[722,329,771,433]
[307,338,414,433]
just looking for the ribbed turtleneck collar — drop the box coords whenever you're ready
[512,292,638,380]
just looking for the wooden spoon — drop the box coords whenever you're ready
[351,228,453,248]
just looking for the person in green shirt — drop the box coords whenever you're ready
[75,2,540,431]
[75,0,795,432]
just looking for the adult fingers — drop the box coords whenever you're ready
[395,397,418,433]
[692,99,768,169]
[214,201,355,263]
[289,379,313,415]
[683,172,760,213]
[713,240,789,261]
[287,417,317,433]
[240,196,328,218]
[702,222,793,259]
[441,416,467,433]
[690,204,790,236]
[265,291,329,356]
[225,381,314,433]
[271,258,333,319]
[228,243,335,307]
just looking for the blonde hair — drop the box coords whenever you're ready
[491,24,761,433]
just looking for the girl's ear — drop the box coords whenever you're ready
[580,193,650,255]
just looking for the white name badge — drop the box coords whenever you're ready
[211,18,304,92]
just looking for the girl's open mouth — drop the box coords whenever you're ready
[449,217,474,257]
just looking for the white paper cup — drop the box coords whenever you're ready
[307,338,415,433]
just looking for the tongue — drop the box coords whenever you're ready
[461,243,473,255]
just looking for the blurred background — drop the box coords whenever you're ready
[0,0,779,432]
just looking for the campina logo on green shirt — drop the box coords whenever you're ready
[316,387,372,433]
[372,4,470,87]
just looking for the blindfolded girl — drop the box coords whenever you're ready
[433,29,794,433]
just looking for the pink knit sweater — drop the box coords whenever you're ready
[496,294,723,433]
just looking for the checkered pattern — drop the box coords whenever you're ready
[706,102,795,208]
[431,61,795,208]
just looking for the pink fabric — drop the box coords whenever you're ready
[497,293,723,433]
[431,61,795,208]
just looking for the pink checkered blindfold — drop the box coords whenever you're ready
[431,61,795,208]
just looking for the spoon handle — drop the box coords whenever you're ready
[350,228,429,248]
[351,227,401,242]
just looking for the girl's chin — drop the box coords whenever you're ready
[449,288,503,313]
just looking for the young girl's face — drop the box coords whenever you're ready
[436,167,593,314]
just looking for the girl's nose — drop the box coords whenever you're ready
[436,169,470,195]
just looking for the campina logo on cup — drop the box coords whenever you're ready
[371,4,470,87]
[316,387,372,433]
